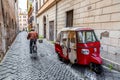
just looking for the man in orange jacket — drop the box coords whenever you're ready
[27,28,38,53]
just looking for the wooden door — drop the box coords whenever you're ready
[49,21,54,41]
[43,16,46,38]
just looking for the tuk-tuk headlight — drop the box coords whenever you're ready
[81,49,89,55]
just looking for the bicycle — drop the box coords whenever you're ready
[30,42,37,59]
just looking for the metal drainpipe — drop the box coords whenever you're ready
[55,0,58,41]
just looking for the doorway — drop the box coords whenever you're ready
[49,21,54,41]
[43,16,46,38]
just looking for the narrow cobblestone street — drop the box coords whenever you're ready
[0,32,120,80]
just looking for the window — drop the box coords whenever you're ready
[41,0,44,6]
[23,16,26,18]
[23,19,26,21]
[66,10,73,27]
[20,24,22,26]
[39,0,41,8]
[37,24,39,33]
[43,0,45,3]
[36,1,38,12]
[77,31,98,43]
[23,24,27,26]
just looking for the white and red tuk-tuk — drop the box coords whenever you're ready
[55,27,103,74]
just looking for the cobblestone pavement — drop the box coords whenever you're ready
[0,31,120,80]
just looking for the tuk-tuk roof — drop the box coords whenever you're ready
[60,27,94,32]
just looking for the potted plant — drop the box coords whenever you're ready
[50,41,55,44]
[38,35,44,43]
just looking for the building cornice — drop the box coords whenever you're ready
[36,0,61,17]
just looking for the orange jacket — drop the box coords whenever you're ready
[27,31,38,40]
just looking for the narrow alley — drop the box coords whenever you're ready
[1,0,120,79]
[0,32,120,80]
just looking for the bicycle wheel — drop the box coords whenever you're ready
[33,45,37,53]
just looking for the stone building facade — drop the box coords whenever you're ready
[18,8,28,31]
[27,0,39,32]
[0,0,18,62]
[36,0,120,70]
[27,0,34,31]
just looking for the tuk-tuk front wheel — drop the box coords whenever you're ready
[89,63,103,74]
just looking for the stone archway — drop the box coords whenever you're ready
[43,16,46,38]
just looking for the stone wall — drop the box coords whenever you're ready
[0,0,18,62]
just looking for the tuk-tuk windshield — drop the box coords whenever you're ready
[77,30,98,43]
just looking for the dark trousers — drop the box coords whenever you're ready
[30,39,37,53]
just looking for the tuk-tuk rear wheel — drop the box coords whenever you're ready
[89,63,103,74]
[57,54,70,63]
[57,53,62,60]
